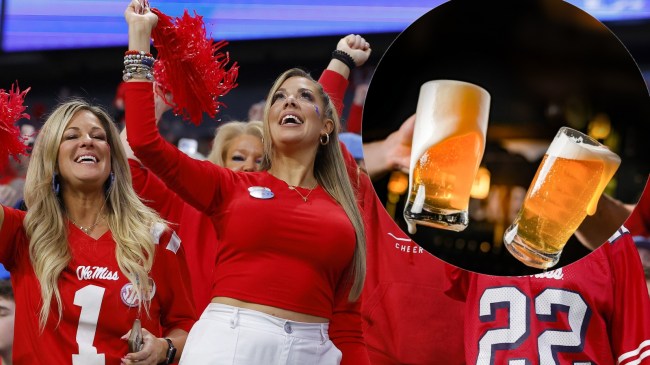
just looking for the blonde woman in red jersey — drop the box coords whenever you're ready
[0,99,196,365]
[124,1,369,364]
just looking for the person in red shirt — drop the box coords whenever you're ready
[446,224,650,365]
[121,33,371,316]
[124,2,370,364]
[0,99,196,365]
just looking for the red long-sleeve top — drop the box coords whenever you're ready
[129,159,218,313]
[127,70,351,315]
[125,82,369,364]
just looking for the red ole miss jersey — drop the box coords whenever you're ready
[446,227,650,365]
[0,206,196,365]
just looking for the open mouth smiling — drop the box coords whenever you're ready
[75,155,99,164]
[280,114,304,125]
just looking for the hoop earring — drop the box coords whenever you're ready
[319,133,330,146]
[52,173,61,196]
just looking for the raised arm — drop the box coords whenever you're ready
[0,204,27,273]
[317,36,414,181]
[123,0,234,215]
[120,93,186,223]
[319,34,371,117]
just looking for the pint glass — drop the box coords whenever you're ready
[504,127,621,269]
[403,80,490,233]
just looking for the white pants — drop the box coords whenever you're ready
[180,303,342,365]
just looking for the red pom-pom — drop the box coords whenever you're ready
[0,83,30,172]
[151,8,239,125]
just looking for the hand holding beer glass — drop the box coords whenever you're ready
[504,127,621,269]
[404,80,490,233]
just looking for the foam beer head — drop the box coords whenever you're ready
[503,126,621,269]
[405,80,490,234]
[409,80,491,176]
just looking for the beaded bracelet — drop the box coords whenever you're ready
[331,50,356,70]
[125,50,153,57]
[122,69,154,82]
[124,56,155,68]
[123,64,154,81]
[123,50,155,81]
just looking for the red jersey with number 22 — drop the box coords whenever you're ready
[446,227,650,365]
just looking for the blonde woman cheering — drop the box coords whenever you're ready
[124,1,368,363]
[0,100,195,365]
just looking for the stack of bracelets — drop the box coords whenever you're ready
[123,50,155,82]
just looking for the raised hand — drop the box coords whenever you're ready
[124,0,158,52]
[337,34,372,67]
[363,114,415,180]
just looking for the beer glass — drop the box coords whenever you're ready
[403,80,490,233]
[504,127,621,269]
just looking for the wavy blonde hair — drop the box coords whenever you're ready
[261,68,366,301]
[206,120,263,166]
[23,99,165,329]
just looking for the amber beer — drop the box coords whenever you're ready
[403,80,490,233]
[504,127,620,269]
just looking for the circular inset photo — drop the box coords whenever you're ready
[362,0,650,275]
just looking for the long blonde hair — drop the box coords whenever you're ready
[23,99,165,329]
[207,120,263,166]
[261,68,366,301]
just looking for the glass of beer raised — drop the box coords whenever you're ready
[403,80,490,233]
[504,127,621,269]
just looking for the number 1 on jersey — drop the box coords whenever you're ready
[72,285,106,365]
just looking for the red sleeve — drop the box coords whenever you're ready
[329,278,370,365]
[318,69,349,118]
[331,142,369,364]
[124,82,236,216]
[153,228,197,334]
[626,175,650,237]
[0,205,26,271]
[128,159,185,226]
[338,142,362,197]
[608,229,650,363]
[346,103,362,134]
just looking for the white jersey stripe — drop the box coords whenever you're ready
[608,226,630,244]
[623,348,650,365]
[618,339,650,364]
[388,233,411,242]
[166,231,181,254]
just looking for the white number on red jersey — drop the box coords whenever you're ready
[477,286,590,365]
[72,285,106,365]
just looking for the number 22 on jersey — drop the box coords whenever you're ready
[477,286,590,365]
